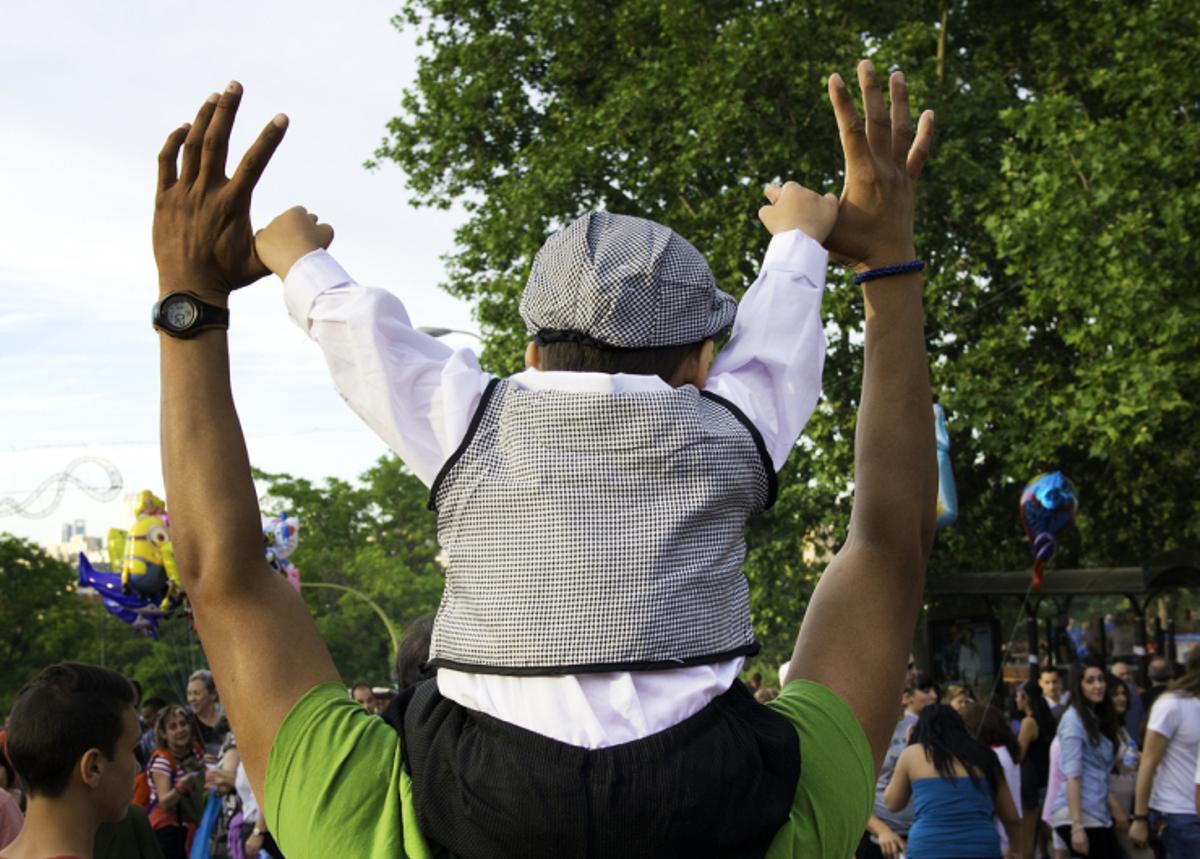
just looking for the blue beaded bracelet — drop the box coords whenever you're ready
[852,259,925,285]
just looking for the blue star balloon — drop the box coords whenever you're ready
[1019,471,1079,589]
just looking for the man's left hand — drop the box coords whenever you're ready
[153,81,287,306]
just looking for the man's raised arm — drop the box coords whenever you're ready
[784,60,937,768]
[154,82,339,800]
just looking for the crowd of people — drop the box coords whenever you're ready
[855,649,1200,859]
[0,612,443,859]
[0,668,278,859]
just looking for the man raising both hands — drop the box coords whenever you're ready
[153,63,934,858]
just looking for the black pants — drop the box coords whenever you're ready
[386,678,801,859]
[1054,825,1122,859]
[154,824,188,859]
[855,831,889,859]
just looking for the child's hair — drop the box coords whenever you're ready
[6,662,136,797]
[538,338,706,385]
[153,704,195,752]
[909,703,1002,794]
[394,613,437,691]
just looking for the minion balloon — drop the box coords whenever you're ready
[1019,472,1079,590]
[119,490,183,609]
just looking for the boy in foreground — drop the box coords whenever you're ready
[0,664,142,859]
[152,60,935,857]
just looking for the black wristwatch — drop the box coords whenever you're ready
[1130,814,1149,822]
[152,292,229,339]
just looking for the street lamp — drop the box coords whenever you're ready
[417,326,483,341]
[302,581,400,659]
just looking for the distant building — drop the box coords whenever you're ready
[47,520,104,566]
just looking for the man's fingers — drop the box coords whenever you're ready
[316,222,335,249]
[200,81,243,185]
[828,73,869,166]
[889,71,913,169]
[906,110,936,180]
[762,183,782,204]
[157,124,190,194]
[228,114,288,201]
[180,93,220,185]
[858,59,891,156]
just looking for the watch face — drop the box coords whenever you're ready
[164,295,198,330]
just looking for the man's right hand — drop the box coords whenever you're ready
[256,206,335,280]
[824,60,934,271]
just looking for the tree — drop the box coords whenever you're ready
[0,533,203,715]
[372,0,1200,669]
[253,456,443,685]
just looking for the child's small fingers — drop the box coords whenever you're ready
[309,213,319,223]
[762,183,782,204]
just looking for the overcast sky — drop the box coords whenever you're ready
[0,1,479,548]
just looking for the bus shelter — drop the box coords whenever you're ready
[924,548,1199,684]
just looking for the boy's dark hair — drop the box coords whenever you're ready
[394,613,437,691]
[6,662,135,798]
[538,338,705,385]
[143,695,168,709]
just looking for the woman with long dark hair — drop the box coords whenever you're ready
[1016,678,1055,857]
[883,704,1020,858]
[1049,661,1124,857]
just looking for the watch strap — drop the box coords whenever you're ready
[153,292,230,338]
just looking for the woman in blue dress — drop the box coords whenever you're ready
[884,704,1020,858]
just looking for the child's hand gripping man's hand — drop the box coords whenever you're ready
[255,205,335,279]
[757,181,839,242]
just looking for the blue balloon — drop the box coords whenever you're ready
[934,404,958,529]
[1019,471,1079,588]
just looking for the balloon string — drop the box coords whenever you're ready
[971,576,1037,742]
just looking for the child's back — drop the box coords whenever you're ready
[280,205,834,856]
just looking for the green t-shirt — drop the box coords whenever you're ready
[265,679,873,858]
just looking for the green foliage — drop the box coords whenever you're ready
[253,456,443,686]
[375,0,1200,670]
[0,533,205,715]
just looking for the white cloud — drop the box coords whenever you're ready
[0,0,485,551]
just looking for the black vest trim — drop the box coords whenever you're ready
[391,677,801,859]
[427,640,759,676]
[699,390,779,508]
[427,376,502,512]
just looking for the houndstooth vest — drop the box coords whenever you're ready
[427,378,776,673]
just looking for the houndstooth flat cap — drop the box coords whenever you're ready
[520,212,737,349]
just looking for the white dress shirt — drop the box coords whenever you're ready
[284,228,827,747]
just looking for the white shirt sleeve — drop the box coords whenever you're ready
[1147,693,1179,740]
[283,249,493,486]
[704,229,827,471]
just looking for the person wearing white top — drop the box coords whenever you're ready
[1130,650,1200,857]
[279,223,828,746]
